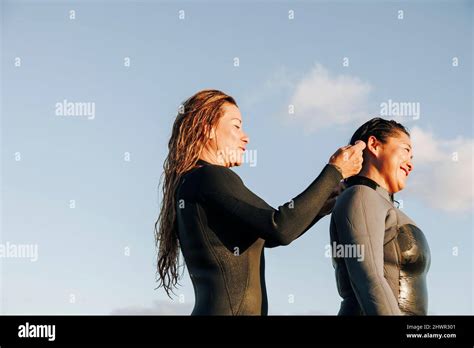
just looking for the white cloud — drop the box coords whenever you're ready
[409,127,445,163]
[240,65,472,214]
[289,63,372,132]
[407,126,473,213]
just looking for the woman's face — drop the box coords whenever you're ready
[206,103,249,167]
[368,131,414,193]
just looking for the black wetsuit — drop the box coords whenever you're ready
[330,176,431,315]
[175,159,343,315]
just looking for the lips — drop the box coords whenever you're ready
[400,167,408,177]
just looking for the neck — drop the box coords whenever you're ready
[358,165,391,193]
[199,147,227,167]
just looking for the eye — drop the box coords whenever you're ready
[234,125,241,129]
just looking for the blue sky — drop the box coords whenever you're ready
[1,0,472,315]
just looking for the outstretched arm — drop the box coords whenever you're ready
[198,163,343,247]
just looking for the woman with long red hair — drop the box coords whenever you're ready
[155,89,365,315]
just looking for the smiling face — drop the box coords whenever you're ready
[203,103,249,167]
[366,131,414,193]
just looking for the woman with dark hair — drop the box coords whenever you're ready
[330,117,431,315]
[154,89,366,315]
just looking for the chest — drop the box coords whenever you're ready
[384,223,431,274]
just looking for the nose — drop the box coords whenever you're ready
[242,131,249,145]
[406,160,413,173]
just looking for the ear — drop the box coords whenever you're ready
[204,124,216,140]
[209,126,216,140]
[365,135,382,158]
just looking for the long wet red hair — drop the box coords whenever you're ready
[154,89,237,297]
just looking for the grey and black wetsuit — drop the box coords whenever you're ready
[330,175,431,315]
[176,159,343,315]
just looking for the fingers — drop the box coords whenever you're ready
[339,144,352,151]
[351,140,366,151]
[329,141,366,179]
[347,140,365,161]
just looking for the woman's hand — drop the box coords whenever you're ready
[329,140,366,179]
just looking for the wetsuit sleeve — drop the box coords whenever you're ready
[332,186,401,315]
[198,163,343,247]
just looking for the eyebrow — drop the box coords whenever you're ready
[232,118,242,124]
[401,143,413,159]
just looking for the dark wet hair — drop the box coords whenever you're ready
[349,117,410,206]
[349,117,410,146]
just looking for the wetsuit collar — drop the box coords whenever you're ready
[346,175,395,204]
[196,159,228,167]
[196,159,213,166]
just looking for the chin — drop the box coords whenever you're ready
[229,160,241,167]
[396,181,406,192]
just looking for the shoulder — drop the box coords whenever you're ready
[183,164,243,192]
[336,185,381,206]
[333,185,390,220]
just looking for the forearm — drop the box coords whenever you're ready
[267,163,342,245]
